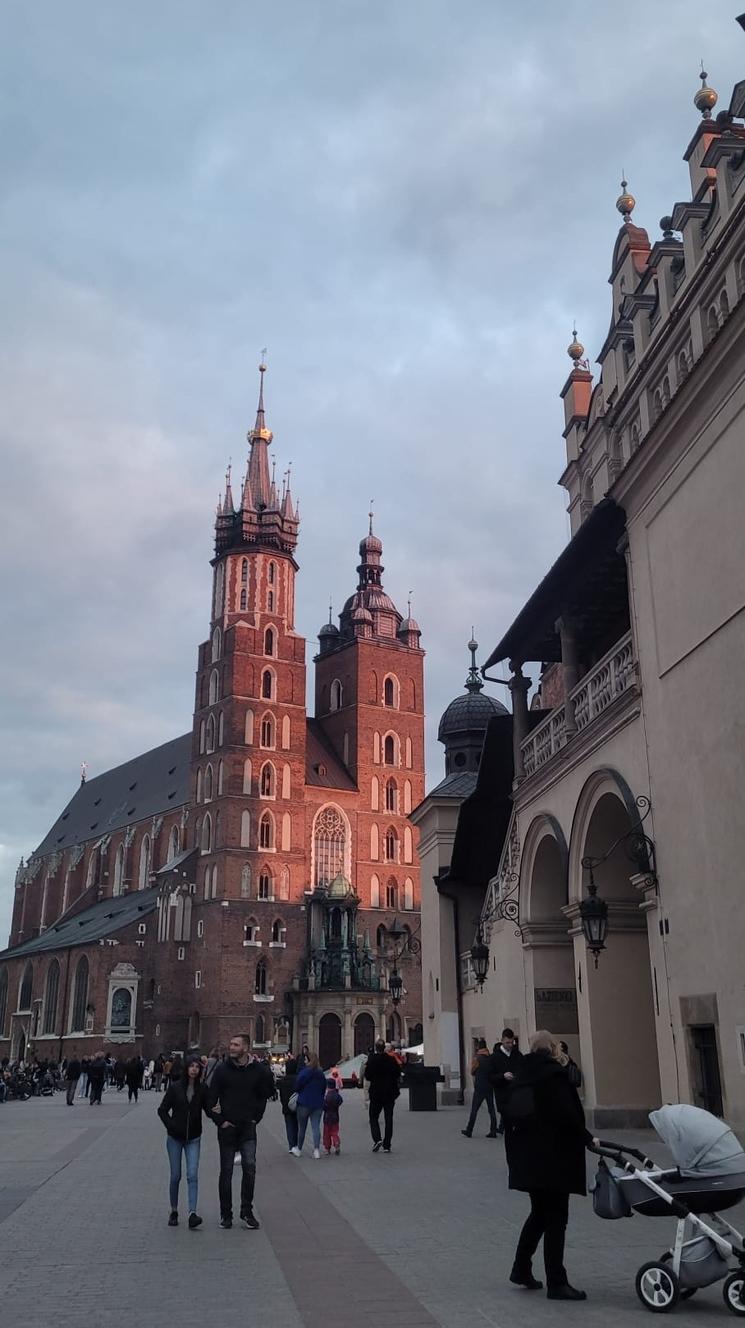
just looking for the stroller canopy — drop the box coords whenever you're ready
[650,1104,745,1178]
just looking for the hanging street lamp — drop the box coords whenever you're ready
[579,862,609,967]
[470,931,490,988]
[389,968,403,1006]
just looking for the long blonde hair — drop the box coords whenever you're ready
[529,1029,568,1066]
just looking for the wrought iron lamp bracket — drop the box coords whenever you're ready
[581,794,657,892]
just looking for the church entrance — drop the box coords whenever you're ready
[318,1012,342,1068]
[354,1012,375,1056]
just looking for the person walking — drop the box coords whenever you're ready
[126,1056,143,1103]
[64,1056,81,1106]
[153,1054,164,1092]
[491,1028,523,1134]
[88,1054,106,1106]
[162,1056,174,1092]
[364,1038,401,1153]
[157,1055,206,1229]
[291,1053,326,1159]
[323,1077,343,1155]
[207,1033,274,1230]
[77,1056,90,1099]
[505,1030,597,1301]
[461,1038,498,1139]
[278,1056,299,1153]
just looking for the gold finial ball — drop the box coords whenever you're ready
[567,327,584,363]
[616,179,635,218]
[694,69,718,118]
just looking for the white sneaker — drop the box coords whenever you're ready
[290,1146,301,1157]
[313,1148,321,1160]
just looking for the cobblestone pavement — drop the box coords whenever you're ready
[1,1087,742,1327]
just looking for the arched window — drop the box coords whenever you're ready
[631,422,640,452]
[370,874,381,908]
[373,731,381,764]
[201,814,213,854]
[214,809,221,848]
[196,768,203,802]
[662,375,671,407]
[218,711,224,746]
[245,709,254,745]
[720,288,730,321]
[240,589,247,611]
[268,560,276,585]
[271,918,285,944]
[281,715,291,749]
[70,956,89,1032]
[19,962,33,1010]
[214,561,225,615]
[241,558,248,584]
[260,713,275,749]
[260,761,275,798]
[385,878,398,909]
[279,866,290,900]
[383,734,396,766]
[210,864,218,899]
[255,959,267,996]
[268,590,275,612]
[240,811,251,848]
[199,719,206,754]
[112,844,125,896]
[259,812,274,850]
[405,736,413,769]
[243,758,252,794]
[244,917,258,943]
[313,806,348,887]
[217,760,224,796]
[209,669,220,705]
[42,966,59,1035]
[204,764,214,802]
[168,824,180,861]
[258,870,272,900]
[404,825,413,864]
[206,714,215,753]
[330,679,343,711]
[652,388,662,422]
[404,779,412,815]
[281,764,291,799]
[707,304,719,342]
[138,835,151,890]
[211,626,221,662]
[86,847,99,890]
[241,865,252,898]
[255,1012,266,1043]
[384,828,398,862]
[371,823,379,860]
[281,812,291,851]
[678,348,689,381]
[371,776,379,811]
[376,924,387,949]
[385,778,398,813]
[404,877,414,910]
[383,675,398,708]
[264,626,276,657]
[261,668,275,700]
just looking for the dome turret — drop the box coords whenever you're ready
[437,636,507,775]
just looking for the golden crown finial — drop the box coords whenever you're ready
[694,63,718,119]
[567,325,585,365]
[616,176,636,221]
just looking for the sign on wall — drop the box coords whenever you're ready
[534,987,578,1035]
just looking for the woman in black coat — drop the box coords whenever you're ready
[504,1030,596,1301]
[157,1056,207,1229]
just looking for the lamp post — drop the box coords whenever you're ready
[470,932,490,989]
[383,916,420,1009]
[578,862,609,968]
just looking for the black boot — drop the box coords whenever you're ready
[510,1266,543,1291]
[547,1285,587,1301]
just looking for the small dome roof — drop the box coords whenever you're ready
[399,616,421,635]
[351,605,373,623]
[319,620,339,638]
[438,689,507,742]
[359,531,383,555]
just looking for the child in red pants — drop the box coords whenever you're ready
[323,1079,343,1155]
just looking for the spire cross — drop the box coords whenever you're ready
[369,500,374,534]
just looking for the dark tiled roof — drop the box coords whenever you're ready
[305,719,356,791]
[34,734,192,858]
[0,887,160,960]
[437,691,508,741]
[425,771,479,801]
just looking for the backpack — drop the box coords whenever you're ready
[501,1082,538,1127]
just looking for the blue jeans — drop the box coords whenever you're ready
[166,1135,201,1213]
[296,1105,322,1151]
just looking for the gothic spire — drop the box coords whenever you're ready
[223,462,235,515]
[245,360,273,509]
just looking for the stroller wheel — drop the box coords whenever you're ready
[723,1272,745,1316]
[635,1261,680,1313]
[661,1252,696,1300]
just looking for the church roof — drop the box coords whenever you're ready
[425,771,479,800]
[33,734,192,859]
[437,690,507,741]
[0,886,160,960]
[305,719,357,791]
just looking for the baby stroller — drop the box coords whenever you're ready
[590,1104,745,1314]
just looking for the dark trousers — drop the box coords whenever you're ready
[217,1121,257,1219]
[127,1084,139,1102]
[65,1078,78,1105]
[514,1190,570,1289]
[369,1098,395,1148]
[89,1079,104,1105]
[283,1113,298,1150]
[465,1084,497,1134]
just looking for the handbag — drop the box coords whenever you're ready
[288,1091,298,1113]
[590,1158,632,1219]
[567,1061,582,1088]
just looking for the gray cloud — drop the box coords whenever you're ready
[1,0,740,937]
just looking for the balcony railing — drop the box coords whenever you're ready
[522,631,636,778]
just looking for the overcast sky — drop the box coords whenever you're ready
[0,1,741,941]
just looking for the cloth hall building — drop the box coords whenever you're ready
[0,368,425,1068]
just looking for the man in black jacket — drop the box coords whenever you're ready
[490,1029,523,1135]
[206,1034,274,1230]
[364,1040,401,1153]
[64,1057,81,1106]
[88,1053,107,1106]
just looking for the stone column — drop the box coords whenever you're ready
[508,661,530,782]
[556,616,580,734]
[343,1006,353,1060]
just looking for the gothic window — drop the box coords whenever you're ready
[245,709,254,745]
[259,812,274,850]
[168,824,180,861]
[313,806,347,888]
[258,870,272,900]
[373,731,381,764]
[404,779,412,814]
[201,814,213,854]
[662,375,671,407]
[241,558,248,584]
[240,810,251,848]
[243,758,252,794]
[0,969,7,1036]
[677,348,689,381]
[281,812,291,851]
[255,1013,266,1043]
[199,720,206,754]
[271,918,285,944]
[383,675,398,708]
[405,736,413,769]
[371,776,379,812]
[376,925,386,949]
[260,713,275,749]
[139,835,151,890]
[217,760,224,796]
[268,561,276,585]
[244,917,258,943]
[261,668,275,700]
[370,874,381,908]
[383,734,396,766]
[211,865,218,899]
[281,764,290,799]
[218,711,224,746]
[240,589,247,611]
[404,825,413,864]
[330,679,343,711]
[211,626,221,662]
[241,864,252,898]
[209,669,220,705]
[214,809,221,848]
[255,959,267,996]
[720,288,730,321]
[205,764,214,802]
[70,956,89,1032]
[112,844,125,896]
[264,626,276,657]
[370,823,379,860]
[385,878,398,909]
[214,561,225,615]
[268,590,275,612]
[19,962,33,1010]
[385,778,398,813]
[384,828,398,862]
[260,761,275,798]
[196,768,203,802]
[652,388,662,422]
[43,961,59,1035]
[707,303,719,342]
[110,988,132,1031]
[404,877,414,910]
[279,866,290,900]
[281,715,291,749]
[206,714,215,754]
